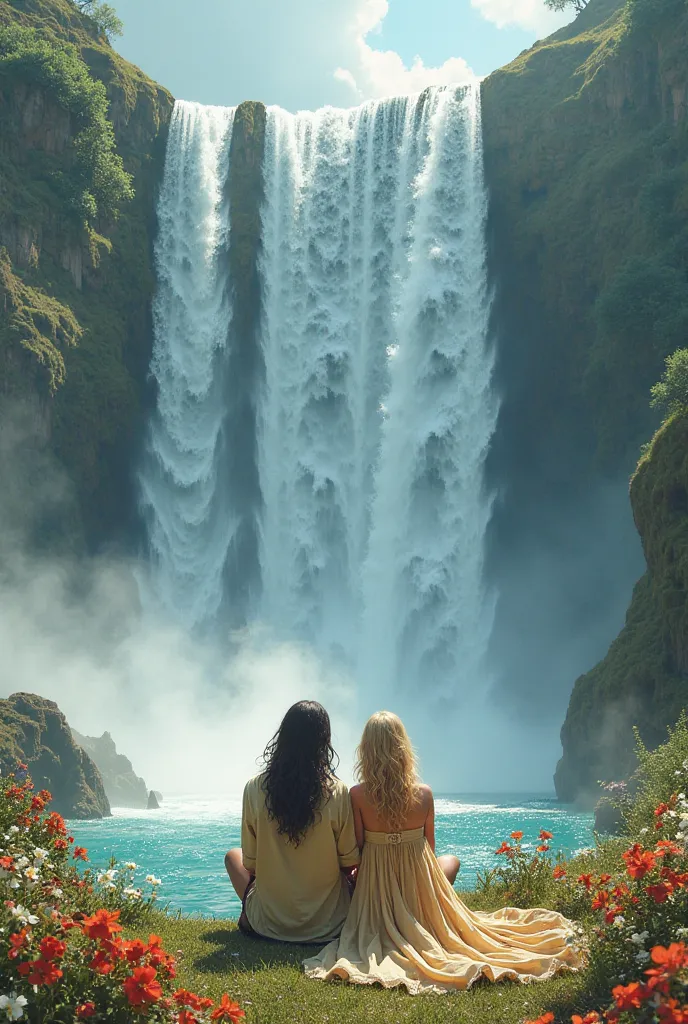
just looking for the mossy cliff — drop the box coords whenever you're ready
[555,412,688,803]
[0,691,110,817]
[72,728,148,808]
[0,0,173,547]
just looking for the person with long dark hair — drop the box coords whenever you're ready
[224,700,360,942]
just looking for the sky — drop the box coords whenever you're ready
[107,0,572,112]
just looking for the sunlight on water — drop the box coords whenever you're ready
[70,795,593,918]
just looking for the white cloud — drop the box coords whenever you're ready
[112,0,474,112]
[335,0,474,100]
[470,0,571,34]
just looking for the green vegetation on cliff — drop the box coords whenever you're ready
[483,0,688,471]
[0,0,173,546]
[555,409,688,802]
[0,691,110,817]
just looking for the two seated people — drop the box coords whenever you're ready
[225,701,581,994]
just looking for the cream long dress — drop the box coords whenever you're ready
[303,827,583,995]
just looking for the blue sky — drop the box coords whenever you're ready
[108,0,571,112]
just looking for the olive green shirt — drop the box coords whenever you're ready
[241,773,360,942]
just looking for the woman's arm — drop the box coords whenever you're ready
[423,786,436,853]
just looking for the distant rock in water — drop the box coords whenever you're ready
[72,730,148,809]
[147,790,160,810]
[0,693,110,819]
[152,790,163,804]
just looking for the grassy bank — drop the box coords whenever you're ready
[139,909,592,1024]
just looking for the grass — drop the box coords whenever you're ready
[134,909,593,1024]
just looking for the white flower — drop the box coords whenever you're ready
[639,828,649,835]
[0,993,28,1020]
[23,867,39,884]
[9,907,38,926]
[50,888,63,899]
[612,915,626,929]
[123,887,142,900]
[14,858,28,871]
[8,827,19,835]
[635,950,650,963]
[124,862,137,871]
[676,926,688,938]
[97,869,117,884]
[145,875,162,886]
[32,850,48,867]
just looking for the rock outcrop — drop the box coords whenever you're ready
[556,412,688,804]
[72,729,148,808]
[0,692,110,818]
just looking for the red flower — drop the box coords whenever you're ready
[123,965,163,1007]
[612,982,650,1009]
[537,844,550,853]
[553,865,567,880]
[123,939,148,963]
[649,943,688,974]
[622,844,656,880]
[495,841,514,856]
[81,908,122,941]
[53,838,68,851]
[656,840,683,858]
[598,874,612,885]
[591,890,610,910]
[646,881,673,903]
[46,812,67,836]
[8,928,31,960]
[73,847,89,861]
[174,991,213,1011]
[89,949,117,976]
[178,1012,198,1024]
[38,789,52,803]
[0,856,14,873]
[572,1014,601,1024]
[577,874,593,890]
[211,995,246,1022]
[655,803,670,817]
[38,936,66,961]
[539,830,553,841]
[146,934,176,976]
[76,1004,96,1019]
[604,905,624,924]
[510,831,524,841]
[18,957,63,986]
[31,795,46,812]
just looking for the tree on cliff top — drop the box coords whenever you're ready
[544,0,589,12]
[72,0,123,39]
[651,349,688,417]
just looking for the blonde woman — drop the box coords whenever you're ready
[304,711,582,994]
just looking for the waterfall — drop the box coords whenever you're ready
[256,85,496,699]
[141,85,496,702]
[139,102,236,627]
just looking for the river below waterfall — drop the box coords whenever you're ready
[69,796,593,918]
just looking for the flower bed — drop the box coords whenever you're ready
[0,765,245,1023]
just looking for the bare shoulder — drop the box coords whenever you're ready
[349,783,363,805]
[418,783,434,808]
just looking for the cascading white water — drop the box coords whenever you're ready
[142,85,496,702]
[139,101,236,627]
[257,85,497,699]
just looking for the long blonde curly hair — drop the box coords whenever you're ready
[355,711,419,830]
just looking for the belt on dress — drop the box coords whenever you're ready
[364,827,425,845]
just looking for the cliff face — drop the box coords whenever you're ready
[481,0,688,723]
[0,691,110,818]
[72,729,148,808]
[555,412,688,803]
[0,0,173,548]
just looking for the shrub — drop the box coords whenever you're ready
[0,765,245,1023]
[0,25,133,224]
[71,0,124,40]
[650,351,688,418]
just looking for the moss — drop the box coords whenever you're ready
[0,0,173,547]
[0,246,81,392]
[555,412,688,804]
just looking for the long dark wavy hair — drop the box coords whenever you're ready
[261,700,338,846]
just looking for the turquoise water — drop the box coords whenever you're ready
[69,794,594,918]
